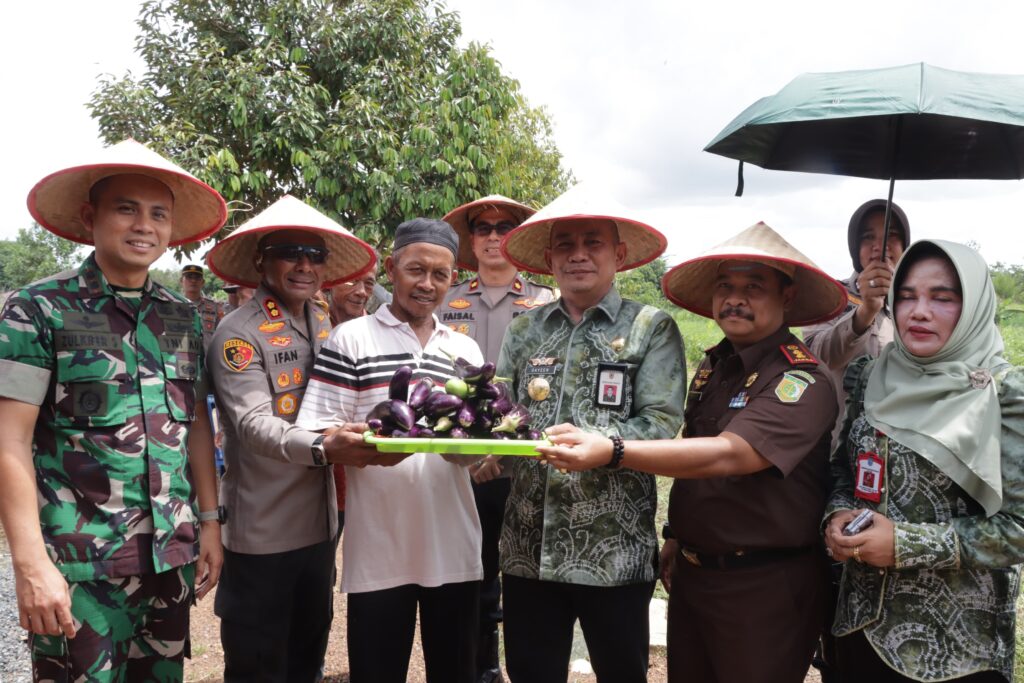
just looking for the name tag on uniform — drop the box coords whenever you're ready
[596,362,627,409]
[854,451,884,503]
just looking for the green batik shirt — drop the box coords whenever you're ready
[0,253,205,582]
[826,357,1024,682]
[497,288,685,586]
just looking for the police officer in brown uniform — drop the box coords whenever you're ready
[443,195,555,683]
[180,264,225,349]
[206,195,379,682]
[539,222,848,683]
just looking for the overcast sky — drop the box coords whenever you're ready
[4,0,1024,277]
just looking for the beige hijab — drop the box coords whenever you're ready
[864,239,1008,517]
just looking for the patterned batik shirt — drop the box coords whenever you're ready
[0,253,204,582]
[826,357,1024,682]
[497,288,686,586]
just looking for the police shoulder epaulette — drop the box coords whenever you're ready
[780,341,818,366]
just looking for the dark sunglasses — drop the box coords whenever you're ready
[470,222,516,237]
[261,244,330,264]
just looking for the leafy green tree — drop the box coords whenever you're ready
[89,0,571,256]
[0,225,83,291]
[616,258,669,309]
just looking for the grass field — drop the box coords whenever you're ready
[665,309,1024,677]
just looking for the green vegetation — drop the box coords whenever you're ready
[0,225,82,291]
[88,0,571,257]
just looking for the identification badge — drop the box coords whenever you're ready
[596,362,627,409]
[854,451,884,503]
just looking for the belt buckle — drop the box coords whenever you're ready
[680,547,702,567]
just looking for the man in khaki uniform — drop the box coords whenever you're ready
[443,195,555,683]
[206,195,380,682]
[180,263,225,349]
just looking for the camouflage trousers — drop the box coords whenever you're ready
[30,563,195,683]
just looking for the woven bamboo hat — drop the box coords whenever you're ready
[27,139,227,246]
[662,221,846,326]
[206,195,376,288]
[443,194,536,271]
[500,183,667,275]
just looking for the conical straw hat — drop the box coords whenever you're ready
[500,183,666,275]
[27,139,227,246]
[662,221,846,326]
[443,194,536,271]
[206,195,376,288]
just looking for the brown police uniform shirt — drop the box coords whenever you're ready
[668,326,836,555]
[208,286,337,555]
[441,275,555,364]
[189,295,224,351]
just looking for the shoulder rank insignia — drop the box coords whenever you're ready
[259,320,285,333]
[224,339,256,372]
[780,342,818,365]
[468,278,480,291]
[263,297,283,320]
[512,278,523,292]
[449,298,471,309]
[775,371,812,403]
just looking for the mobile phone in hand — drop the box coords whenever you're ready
[842,509,873,536]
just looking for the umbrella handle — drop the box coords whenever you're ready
[735,161,745,197]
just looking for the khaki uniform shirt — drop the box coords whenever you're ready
[189,295,224,351]
[669,327,836,554]
[209,286,337,555]
[442,275,555,364]
[802,275,894,447]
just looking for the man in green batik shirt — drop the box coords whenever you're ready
[495,185,685,683]
[0,140,226,682]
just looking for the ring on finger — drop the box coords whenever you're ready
[868,278,877,288]
[853,545,863,563]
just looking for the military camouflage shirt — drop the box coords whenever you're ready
[0,253,204,582]
[496,288,686,586]
[826,357,1024,681]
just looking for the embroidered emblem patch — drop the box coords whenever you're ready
[449,298,471,309]
[277,372,290,388]
[293,368,303,385]
[264,298,283,319]
[317,329,329,339]
[780,343,818,365]
[276,393,297,415]
[258,320,285,333]
[775,372,809,403]
[455,323,470,335]
[316,312,326,322]
[268,336,292,348]
[224,339,256,372]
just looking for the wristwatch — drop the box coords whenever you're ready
[198,506,226,524]
[311,434,327,466]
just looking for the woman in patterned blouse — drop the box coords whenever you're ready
[824,239,1023,682]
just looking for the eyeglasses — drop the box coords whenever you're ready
[261,244,330,264]
[470,222,517,237]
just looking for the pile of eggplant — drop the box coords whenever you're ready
[366,357,541,441]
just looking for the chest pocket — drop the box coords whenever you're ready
[162,345,199,422]
[54,332,129,428]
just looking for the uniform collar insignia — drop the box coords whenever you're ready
[468,278,479,291]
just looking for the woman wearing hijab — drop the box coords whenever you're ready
[823,239,1024,682]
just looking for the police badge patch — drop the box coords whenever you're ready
[775,371,810,403]
[224,339,256,372]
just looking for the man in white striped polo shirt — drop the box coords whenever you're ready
[297,218,484,683]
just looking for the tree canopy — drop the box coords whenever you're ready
[0,225,83,292]
[89,0,572,255]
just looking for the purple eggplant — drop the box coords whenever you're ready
[474,411,494,432]
[417,427,436,439]
[389,365,414,401]
[449,427,470,439]
[492,405,532,434]
[489,396,513,417]
[365,399,416,432]
[407,379,434,411]
[525,429,543,441]
[391,429,410,438]
[490,431,511,440]
[367,418,384,434]
[456,402,477,428]
[476,383,501,400]
[423,391,464,418]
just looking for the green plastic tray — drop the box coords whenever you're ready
[364,431,547,456]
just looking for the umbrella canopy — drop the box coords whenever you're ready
[706,63,1024,182]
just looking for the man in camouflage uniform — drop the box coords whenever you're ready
[496,186,685,682]
[0,140,226,682]
[443,195,555,683]
[180,264,225,349]
[205,195,380,682]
